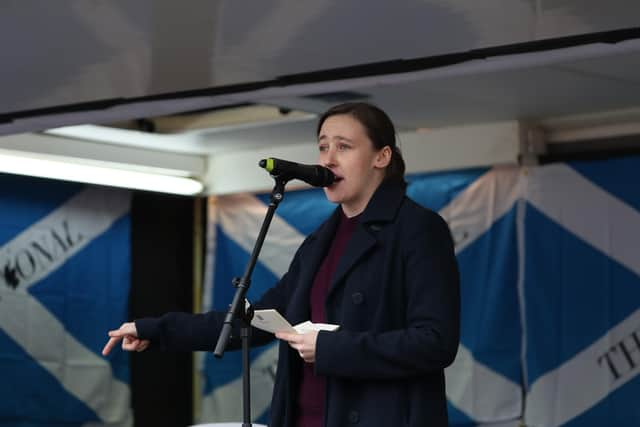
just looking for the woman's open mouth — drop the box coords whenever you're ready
[329,175,344,187]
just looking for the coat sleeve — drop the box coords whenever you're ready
[315,211,460,379]
[135,237,310,352]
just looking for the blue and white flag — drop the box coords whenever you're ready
[522,159,640,426]
[441,166,524,426]
[0,174,133,427]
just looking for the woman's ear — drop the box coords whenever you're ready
[374,146,392,169]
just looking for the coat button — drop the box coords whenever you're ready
[348,410,360,423]
[369,223,382,231]
[351,292,364,305]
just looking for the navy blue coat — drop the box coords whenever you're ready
[137,180,460,427]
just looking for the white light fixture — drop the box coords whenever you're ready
[0,150,204,195]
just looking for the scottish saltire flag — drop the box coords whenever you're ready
[200,156,640,426]
[440,166,524,426]
[0,174,133,427]
[522,159,640,426]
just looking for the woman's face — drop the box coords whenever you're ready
[317,114,390,216]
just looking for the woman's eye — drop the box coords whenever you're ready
[338,144,350,151]
[318,144,328,152]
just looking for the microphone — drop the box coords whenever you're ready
[259,158,335,187]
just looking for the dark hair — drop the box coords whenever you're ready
[316,102,406,185]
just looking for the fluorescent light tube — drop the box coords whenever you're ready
[0,151,203,195]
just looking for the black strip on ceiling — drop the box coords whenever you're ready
[540,135,640,164]
[2,26,640,124]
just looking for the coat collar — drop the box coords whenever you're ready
[326,180,406,304]
[306,179,406,242]
[358,179,407,225]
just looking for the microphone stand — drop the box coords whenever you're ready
[213,175,288,427]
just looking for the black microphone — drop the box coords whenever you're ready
[259,158,335,187]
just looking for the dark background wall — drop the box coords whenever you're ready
[129,191,201,427]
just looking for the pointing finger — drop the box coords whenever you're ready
[102,336,122,356]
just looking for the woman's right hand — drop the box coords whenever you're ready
[102,322,150,356]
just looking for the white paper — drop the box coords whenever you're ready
[251,309,297,334]
[293,321,340,334]
[250,309,340,334]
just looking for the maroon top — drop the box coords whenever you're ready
[296,210,360,427]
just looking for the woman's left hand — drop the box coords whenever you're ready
[276,330,319,363]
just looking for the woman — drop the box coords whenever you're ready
[103,102,460,427]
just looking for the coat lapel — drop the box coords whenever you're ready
[327,224,376,299]
[327,180,406,300]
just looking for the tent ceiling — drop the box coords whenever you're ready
[45,39,640,155]
[1,1,639,114]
